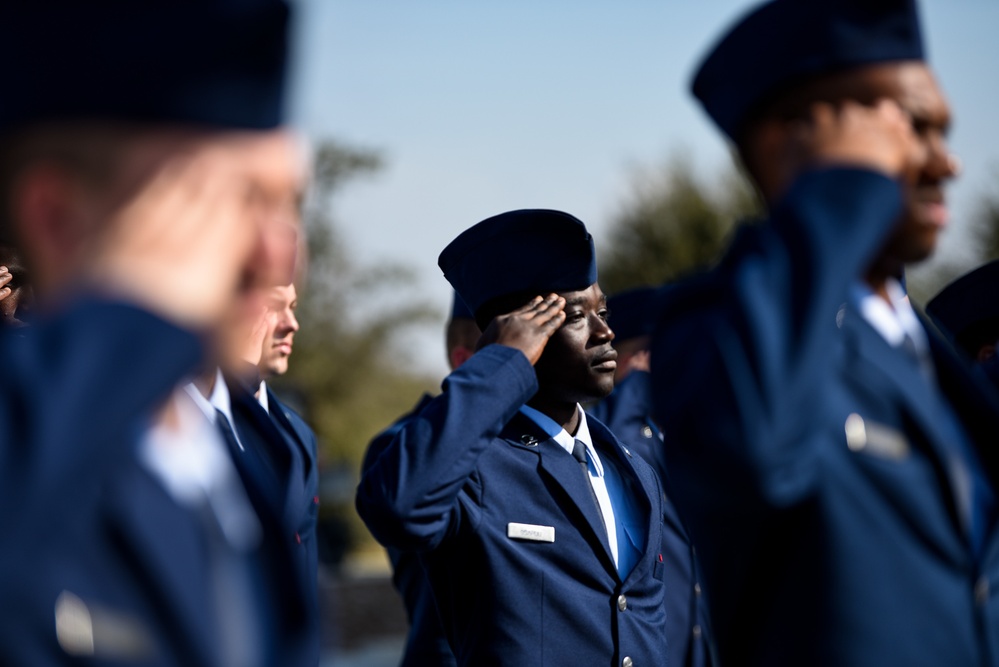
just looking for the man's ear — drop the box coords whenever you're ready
[742,119,795,203]
[449,345,474,371]
[977,343,996,364]
[11,163,83,287]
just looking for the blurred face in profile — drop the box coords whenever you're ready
[743,62,956,271]
[11,125,306,303]
[228,130,306,293]
[259,283,300,378]
[207,131,305,371]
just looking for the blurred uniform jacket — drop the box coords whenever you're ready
[588,369,715,667]
[650,168,999,667]
[357,345,671,667]
[0,300,309,666]
[362,392,457,667]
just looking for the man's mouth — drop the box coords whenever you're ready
[592,349,618,372]
[913,187,948,228]
[915,199,948,228]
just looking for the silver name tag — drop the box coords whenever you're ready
[507,522,555,543]
[845,414,910,460]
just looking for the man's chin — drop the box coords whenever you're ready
[883,221,941,267]
[587,378,616,402]
[260,358,288,379]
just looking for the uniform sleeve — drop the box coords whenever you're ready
[356,344,538,552]
[0,298,203,523]
[650,167,903,509]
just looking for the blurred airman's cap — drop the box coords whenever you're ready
[607,286,658,344]
[692,0,925,140]
[927,260,999,358]
[0,0,291,131]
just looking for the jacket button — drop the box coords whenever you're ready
[692,625,702,638]
[617,595,627,612]
[694,583,702,597]
[295,532,301,545]
[641,425,654,438]
[622,657,633,667]
[975,577,990,606]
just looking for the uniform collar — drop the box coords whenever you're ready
[519,403,603,477]
[257,380,269,413]
[852,277,928,355]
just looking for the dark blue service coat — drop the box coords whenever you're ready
[650,167,999,667]
[266,387,322,665]
[589,370,714,667]
[0,300,309,667]
[362,393,457,667]
[357,345,671,667]
[226,379,322,667]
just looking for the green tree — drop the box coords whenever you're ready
[598,153,762,294]
[965,171,999,263]
[274,139,438,469]
[269,140,441,562]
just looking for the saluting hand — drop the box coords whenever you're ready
[85,146,254,331]
[477,294,566,366]
[0,266,11,304]
[781,98,919,186]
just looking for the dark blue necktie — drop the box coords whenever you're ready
[572,439,606,534]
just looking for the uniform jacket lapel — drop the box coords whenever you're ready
[267,388,316,481]
[841,308,973,540]
[927,328,999,559]
[589,416,657,584]
[502,414,618,575]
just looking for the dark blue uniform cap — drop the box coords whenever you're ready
[0,0,290,132]
[927,260,999,352]
[438,209,597,320]
[450,290,475,320]
[607,286,657,343]
[692,0,925,140]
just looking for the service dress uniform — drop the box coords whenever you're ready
[650,2,999,666]
[363,394,458,667]
[0,1,312,664]
[590,369,714,667]
[259,382,323,667]
[357,210,672,667]
[588,286,714,667]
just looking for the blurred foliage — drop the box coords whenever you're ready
[272,139,438,470]
[270,139,443,565]
[965,171,999,263]
[598,153,763,294]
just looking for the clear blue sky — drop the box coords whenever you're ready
[289,0,999,375]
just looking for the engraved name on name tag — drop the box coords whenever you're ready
[507,522,555,543]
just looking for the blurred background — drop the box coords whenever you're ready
[275,2,999,663]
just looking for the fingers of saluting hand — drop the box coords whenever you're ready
[0,267,10,299]
[484,294,566,366]
[797,98,917,178]
[519,293,567,326]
